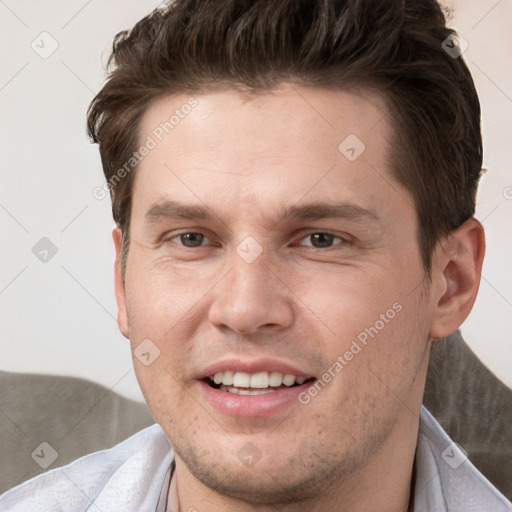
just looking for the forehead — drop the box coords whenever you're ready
[132,84,409,226]
[137,84,390,160]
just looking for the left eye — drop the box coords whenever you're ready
[170,232,208,248]
[298,233,343,248]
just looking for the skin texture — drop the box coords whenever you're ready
[112,84,484,512]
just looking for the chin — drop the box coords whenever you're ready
[171,431,366,506]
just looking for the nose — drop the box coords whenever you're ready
[208,250,295,336]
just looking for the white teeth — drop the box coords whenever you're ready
[233,372,250,388]
[219,385,275,395]
[210,370,310,389]
[282,374,296,387]
[269,372,283,387]
[238,388,275,395]
[250,372,269,388]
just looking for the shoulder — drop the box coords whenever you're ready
[0,424,174,512]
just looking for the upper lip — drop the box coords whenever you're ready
[198,358,315,380]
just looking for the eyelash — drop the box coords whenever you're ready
[161,230,348,250]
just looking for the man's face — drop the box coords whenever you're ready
[116,85,436,502]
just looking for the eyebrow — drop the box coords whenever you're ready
[145,201,215,222]
[144,199,379,225]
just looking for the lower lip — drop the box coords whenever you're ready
[197,380,315,417]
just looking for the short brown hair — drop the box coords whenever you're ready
[87,0,482,275]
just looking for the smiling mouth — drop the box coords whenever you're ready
[204,370,316,395]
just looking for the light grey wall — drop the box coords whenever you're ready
[1,0,511,402]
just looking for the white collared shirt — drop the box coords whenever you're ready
[1,407,510,511]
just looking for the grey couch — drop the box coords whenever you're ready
[0,371,155,493]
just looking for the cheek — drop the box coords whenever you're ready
[292,266,401,334]
[123,258,217,403]
[294,263,429,375]
[125,271,197,425]
[125,255,210,335]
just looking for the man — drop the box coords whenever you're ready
[1,0,510,510]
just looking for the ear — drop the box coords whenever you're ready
[113,227,130,339]
[429,219,485,338]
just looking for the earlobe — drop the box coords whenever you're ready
[429,219,485,339]
[113,227,130,339]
